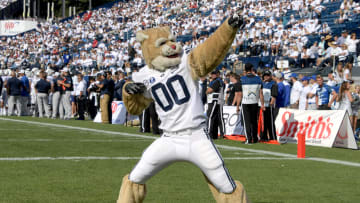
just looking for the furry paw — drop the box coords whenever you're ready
[125,83,146,94]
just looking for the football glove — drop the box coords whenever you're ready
[125,83,146,94]
[228,13,245,29]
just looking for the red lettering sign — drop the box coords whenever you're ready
[111,103,118,114]
[4,22,14,30]
[277,111,333,139]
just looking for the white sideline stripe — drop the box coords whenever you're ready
[0,118,157,140]
[1,118,360,167]
[0,139,149,142]
[0,156,298,161]
[0,157,141,161]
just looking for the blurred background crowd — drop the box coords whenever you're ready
[1,0,360,140]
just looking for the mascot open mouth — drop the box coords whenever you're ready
[167,54,179,58]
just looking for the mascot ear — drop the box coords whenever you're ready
[136,31,149,43]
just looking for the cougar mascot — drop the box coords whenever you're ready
[117,14,249,203]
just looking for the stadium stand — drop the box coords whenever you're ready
[1,0,360,123]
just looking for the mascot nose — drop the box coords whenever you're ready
[171,45,176,50]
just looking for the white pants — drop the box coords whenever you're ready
[8,95,21,116]
[129,125,236,194]
[37,93,50,118]
[52,91,61,118]
[60,91,71,119]
[20,96,29,116]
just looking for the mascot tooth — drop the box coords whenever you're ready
[117,14,249,203]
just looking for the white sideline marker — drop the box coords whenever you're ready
[0,117,360,167]
[0,139,149,142]
[0,156,298,161]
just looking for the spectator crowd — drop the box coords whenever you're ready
[0,0,360,140]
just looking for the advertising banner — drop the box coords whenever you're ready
[222,106,245,137]
[275,108,358,149]
[0,20,37,36]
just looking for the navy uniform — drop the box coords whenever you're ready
[6,75,23,116]
[139,101,160,134]
[107,75,115,123]
[0,76,3,116]
[99,74,111,124]
[114,78,126,101]
[59,69,73,120]
[35,78,51,118]
[227,81,241,106]
[240,64,264,143]
[0,76,3,99]
[207,71,225,139]
[51,74,62,118]
[259,71,278,141]
[20,73,30,116]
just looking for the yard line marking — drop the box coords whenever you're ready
[1,118,359,167]
[0,156,297,161]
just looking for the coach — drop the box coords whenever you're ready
[206,70,225,139]
[96,72,111,124]
[35,71,51,118]
[58,68,73,120]
[6,71,23,116]
[51,72,61,119]
[260,70,277,141]
[19,70,30,116]
[75,73,87,120]
[238,63,265,144]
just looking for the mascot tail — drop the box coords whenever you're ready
[207,178,249,203]
[117,174,146,203]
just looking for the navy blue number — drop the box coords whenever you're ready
[151,83,174,112]
[166,75,191,105]
[151,75,190,112]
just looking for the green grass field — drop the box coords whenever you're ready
[0,117,359,203]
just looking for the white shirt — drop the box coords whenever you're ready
[307,84,318,104]
[345,38,359,53]
[290,80,303,104]
[326,79,337,87]
[299,85,311,110]
[343,68,351,81]
[75,80,87,96]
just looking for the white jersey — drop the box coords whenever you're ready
[132,54,206,132]
[31,77,40,104]
[290,80,303,105]
[299,85,312,110]
[308,84,318,104]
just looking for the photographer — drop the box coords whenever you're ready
[95,72,112,124]
[75,73,87,120]
[87,76,99,120]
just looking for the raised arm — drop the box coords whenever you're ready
[188,15,244,79]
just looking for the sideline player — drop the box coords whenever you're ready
[238,63,265,144]
[206,70,225,139]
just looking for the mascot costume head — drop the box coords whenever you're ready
[136,26,182,72]
[118,14,249,203]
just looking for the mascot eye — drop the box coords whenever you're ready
[160,41,166,46]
